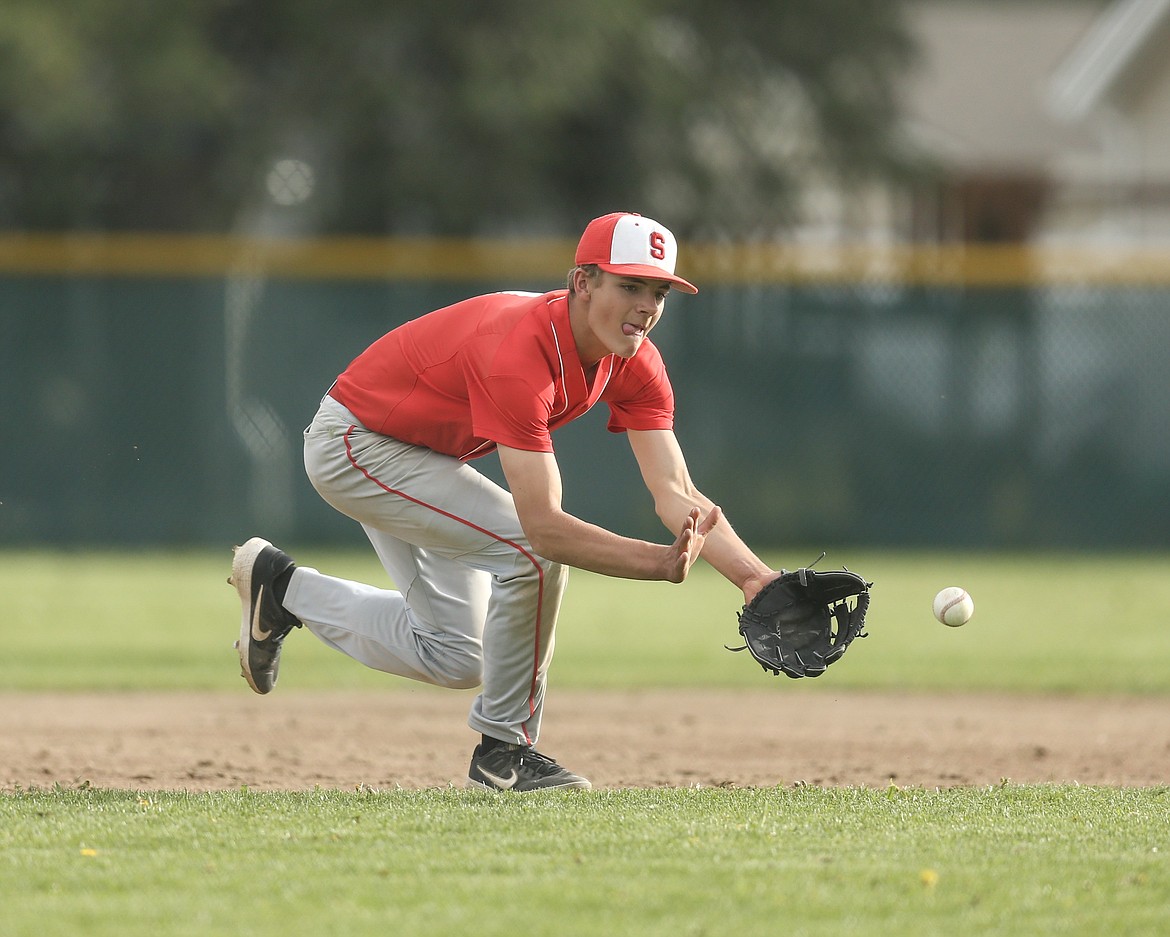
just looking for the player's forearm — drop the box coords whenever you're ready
[698,523,774,596]
[521,510,678,581]
[653,488,771,592]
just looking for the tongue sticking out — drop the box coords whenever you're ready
[622,323,642,337]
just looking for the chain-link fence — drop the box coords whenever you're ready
[2,240,1167,549]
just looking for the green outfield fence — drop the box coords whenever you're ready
[2,234,1168,549]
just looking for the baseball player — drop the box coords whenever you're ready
[231,211,781,791]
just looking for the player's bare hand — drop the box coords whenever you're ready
[664,505,722,583]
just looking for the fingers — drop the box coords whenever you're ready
[676,514,697,553]
[673,532,693,581]
[697,505,722,536]
[681,505,719,549]
[666,505,720,583]
[659,513,691,584]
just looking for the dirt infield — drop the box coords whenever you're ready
[2,688,1167,791]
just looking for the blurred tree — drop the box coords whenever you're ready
[0,0,241,229]
[0,0,916,236]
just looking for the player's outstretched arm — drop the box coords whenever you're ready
[498,444,716,583]
[626,429,780,603]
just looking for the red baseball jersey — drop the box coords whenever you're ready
[328,290,675,460]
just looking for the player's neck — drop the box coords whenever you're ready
[566,294,608,368]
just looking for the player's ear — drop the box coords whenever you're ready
[570,266,592,297]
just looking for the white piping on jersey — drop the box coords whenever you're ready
[548,312,570,421]
[598,357,615,395]
[458,300,615,461]
[548,304,615,417]
[460,439,495,461]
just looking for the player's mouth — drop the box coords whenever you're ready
[622,323,646,338]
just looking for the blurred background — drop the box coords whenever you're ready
[1,0,1167,550]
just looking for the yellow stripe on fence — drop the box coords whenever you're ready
[2,234,1170,286]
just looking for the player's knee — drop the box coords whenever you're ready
[434,650,483,690]
[439,668,482,691]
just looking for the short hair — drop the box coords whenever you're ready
[566,264,602,295]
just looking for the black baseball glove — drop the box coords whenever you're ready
[730,566,871,678]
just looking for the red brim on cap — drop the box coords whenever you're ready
[596,262,699,294]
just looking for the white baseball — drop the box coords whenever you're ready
[933,586,974,627]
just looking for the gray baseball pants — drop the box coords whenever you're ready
[285,395,568,746]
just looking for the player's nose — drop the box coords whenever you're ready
[635,294,658,315]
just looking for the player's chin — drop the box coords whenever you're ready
[613,332,645,357]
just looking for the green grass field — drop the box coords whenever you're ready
[3,785,1168,937]
[2,547,1168,693]
[2,548,1169,936]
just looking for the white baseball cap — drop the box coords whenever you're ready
[574,212,698,294]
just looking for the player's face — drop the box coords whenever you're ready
[576,272,670,362]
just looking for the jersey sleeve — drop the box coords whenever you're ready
[603,341,675,433]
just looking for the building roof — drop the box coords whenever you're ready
[901,1,1102,170]
[1046,0,1170,120]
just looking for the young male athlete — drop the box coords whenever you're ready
[230,211,781,791]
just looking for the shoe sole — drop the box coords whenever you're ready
[230,537,272,695]
[467,776,592,793]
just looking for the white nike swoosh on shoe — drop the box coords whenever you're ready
[476,767,520,790]
[251,584,273,642]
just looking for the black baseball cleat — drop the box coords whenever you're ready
[468,741,591,792]
[229,537,302,695]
